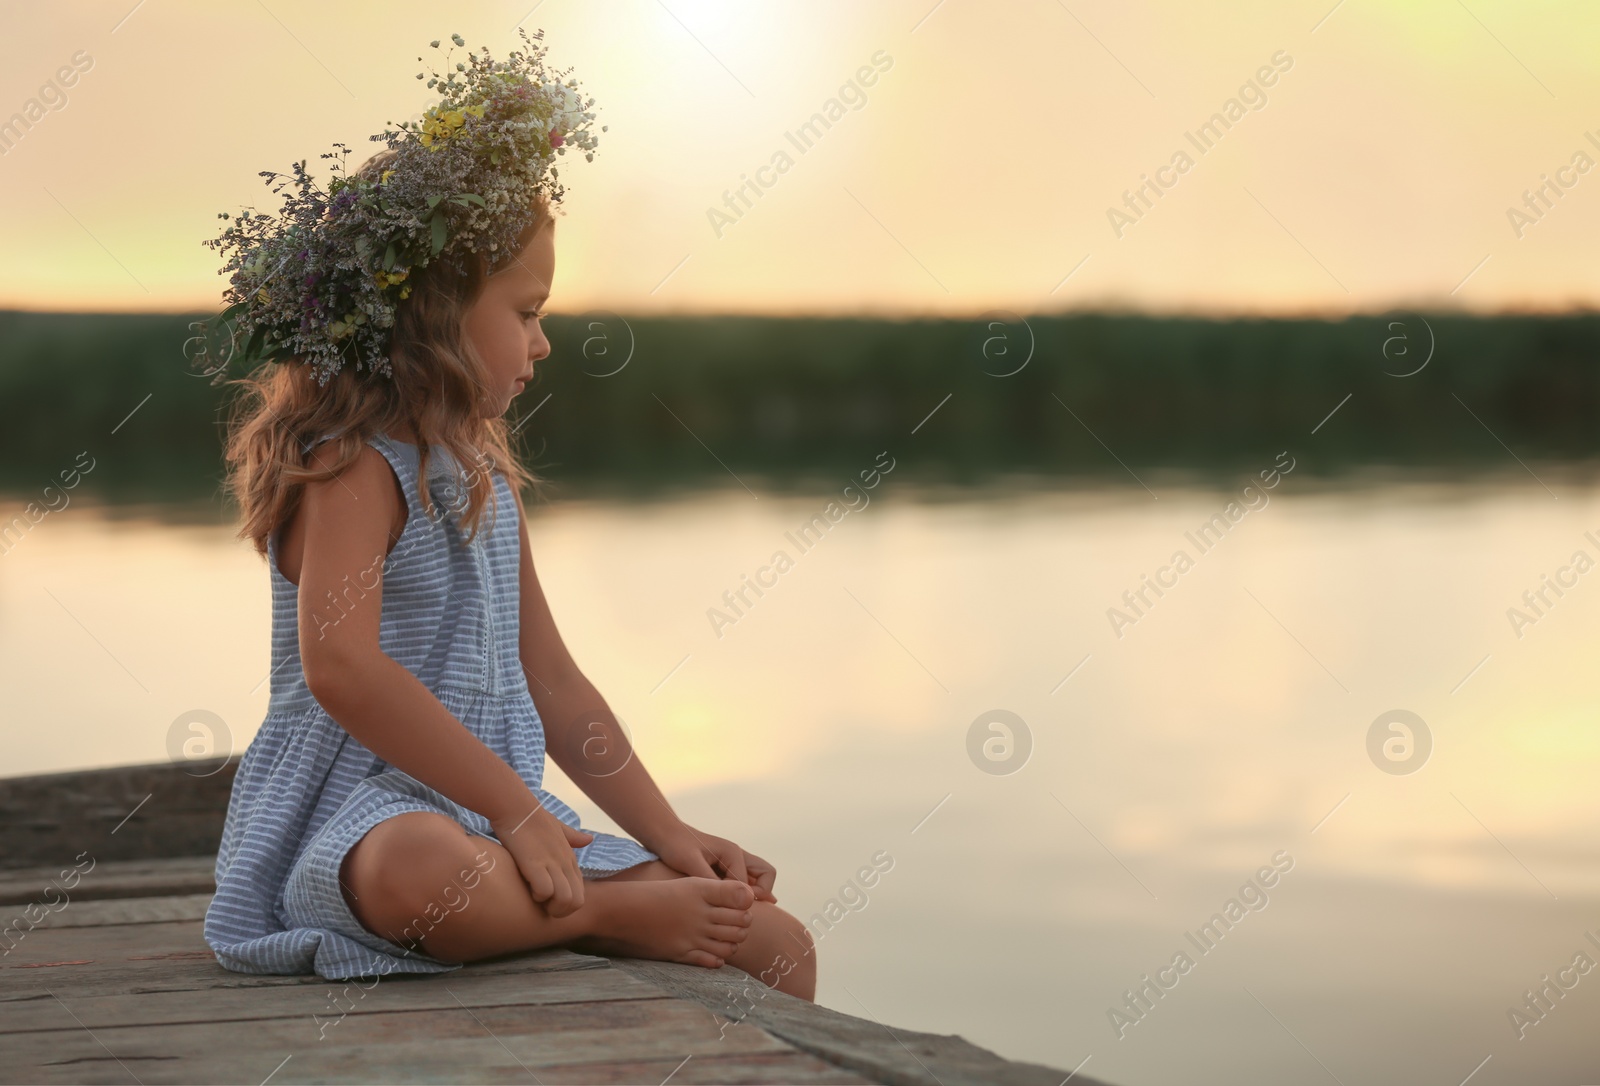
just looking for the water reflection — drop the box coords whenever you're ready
[1,479,1596,1085]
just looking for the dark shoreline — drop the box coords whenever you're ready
[3,309,1596,504]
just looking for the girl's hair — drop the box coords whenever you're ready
[221,148,550,559]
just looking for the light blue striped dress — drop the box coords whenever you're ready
[204,431,657,980]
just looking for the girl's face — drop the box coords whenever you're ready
[462,219,555,416]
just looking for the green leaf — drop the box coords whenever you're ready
[426,194,446,210]
[456,193,486,207]
[430,212,448,256]
[383,242,397,271]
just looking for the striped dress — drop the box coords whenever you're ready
[203,431,657,980]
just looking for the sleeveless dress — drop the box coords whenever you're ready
[203,431,657,980]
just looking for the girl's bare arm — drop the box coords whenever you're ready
[510,485,780,902]
[509,486,688,852]
[297,446,592,915]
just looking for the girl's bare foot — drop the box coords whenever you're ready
[577,876,755,968]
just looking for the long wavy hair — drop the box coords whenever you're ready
[220,149,551,559]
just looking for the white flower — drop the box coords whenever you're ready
[542,80,580,117]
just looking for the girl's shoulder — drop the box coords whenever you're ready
[303,429,418,481]
[275,436,410,586]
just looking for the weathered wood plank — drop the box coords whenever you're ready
[1,914,597,970]
[0,907,1093,1085]
[3,891,213,932]
[3,993,798,1084]
[0,757,239,870]
[0,742,1091,1086]
[7,1046,876,1085]
[613,959,1105,1086]
[0,856,216,905]
[526,1051,877,1085]
[1,965,664,1034]
[2,916,214,964]
[2,916,611,1002]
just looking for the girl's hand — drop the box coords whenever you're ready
[651,825,778,904]
[489,803,594,919]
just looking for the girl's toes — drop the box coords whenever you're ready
[705,938,740,959]
[710,923,749,944]
[710,906,753,927]
[705,879,755,909]
[679,949,724,969]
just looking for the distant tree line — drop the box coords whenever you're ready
[0,308,1595,504]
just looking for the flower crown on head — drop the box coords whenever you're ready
[190,28,602,387]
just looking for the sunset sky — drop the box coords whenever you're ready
[1,0,1596,317]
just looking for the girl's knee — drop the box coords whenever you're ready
[341,812,496,942]
[747,902,815,964]
[754,901,808,938]
[738,902,816,999]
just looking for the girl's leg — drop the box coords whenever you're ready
[587,860,817,1001]
[338,812,754,969]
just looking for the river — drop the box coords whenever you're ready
[2,476,1596,1085]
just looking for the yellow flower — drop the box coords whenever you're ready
[420,112,444,147]
[327,312,363,339]
[256,287,270,303]
[418,101,479,150]
[380,169,394,184]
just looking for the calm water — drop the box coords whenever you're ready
[3,477,1598,1086]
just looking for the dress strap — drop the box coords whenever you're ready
[366,433,429,525]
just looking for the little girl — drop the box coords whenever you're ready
[199,31,815,1000]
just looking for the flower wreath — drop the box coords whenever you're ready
[190,28,602,387]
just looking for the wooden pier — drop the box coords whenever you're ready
[0,759,1100,1085]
